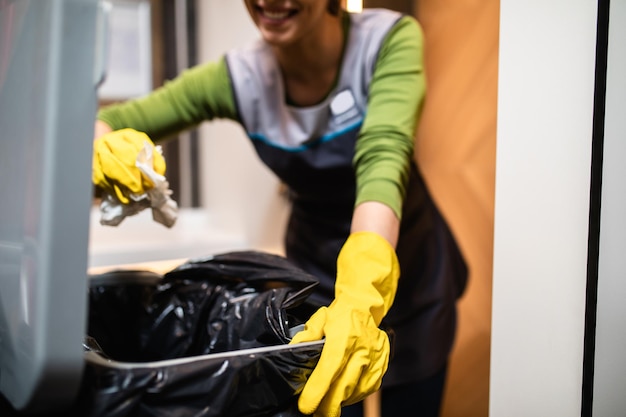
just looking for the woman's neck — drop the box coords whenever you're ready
[273,13,345,106]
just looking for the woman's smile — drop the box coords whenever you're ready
[244,0,332,47]
[255,5,298,23]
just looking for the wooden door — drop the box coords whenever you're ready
[415,1,499,416]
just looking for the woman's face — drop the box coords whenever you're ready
[243,0,331,47]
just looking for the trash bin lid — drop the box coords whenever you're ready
[0,0,99,412]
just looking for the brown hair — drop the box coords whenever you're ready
[327,0,341,15]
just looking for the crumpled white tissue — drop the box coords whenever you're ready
[99,142,178,228]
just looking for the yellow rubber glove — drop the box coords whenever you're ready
[290,231,400,417]
[92,128,166,204]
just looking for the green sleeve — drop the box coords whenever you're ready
[97,57,238,141]
[353,16,425,219]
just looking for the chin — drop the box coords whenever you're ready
[259,30,297,47]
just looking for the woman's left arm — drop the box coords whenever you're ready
[351,201,400,247]
[292,16,426,417]
[352,15,426,246]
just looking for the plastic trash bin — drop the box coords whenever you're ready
[75,251,324,417]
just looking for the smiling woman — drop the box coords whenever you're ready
[92,1,468,417]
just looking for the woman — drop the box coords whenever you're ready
[92,1,467,416]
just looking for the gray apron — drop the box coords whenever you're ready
[226,9,467,386]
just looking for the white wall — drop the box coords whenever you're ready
[490,1,598,415]
[195,0,290,254]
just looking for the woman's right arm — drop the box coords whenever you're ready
[95,57,238,142]
[94,119,112,140]
[92,58,237,201]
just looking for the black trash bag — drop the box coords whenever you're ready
[75,251,324,417]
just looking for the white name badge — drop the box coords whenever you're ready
[330,89,360,125]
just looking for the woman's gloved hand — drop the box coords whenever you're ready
[290,231,400,417]
[92,128,166,204]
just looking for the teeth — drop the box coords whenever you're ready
[263,10,290,19]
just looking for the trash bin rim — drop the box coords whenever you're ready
[83,339,325,369]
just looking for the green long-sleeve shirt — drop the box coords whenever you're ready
[98,13,425,219]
